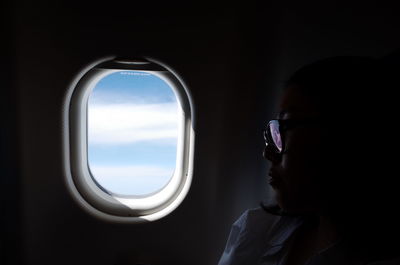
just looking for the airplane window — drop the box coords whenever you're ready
[88,71,179,196]
[64,57,194,222]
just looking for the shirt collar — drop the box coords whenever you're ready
[261,215,306,259]
[262,216,351,264]
[269,215,305,247]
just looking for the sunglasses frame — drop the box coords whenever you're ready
[263,118,322,155]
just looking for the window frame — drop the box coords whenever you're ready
[63,57,195,222]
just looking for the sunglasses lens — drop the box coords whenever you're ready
[269,120,282,152]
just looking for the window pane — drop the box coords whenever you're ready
[87,71,179,196]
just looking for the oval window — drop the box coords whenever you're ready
[64,58,195,222]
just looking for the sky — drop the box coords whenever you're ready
[87,71,180,196]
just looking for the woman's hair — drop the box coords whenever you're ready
[263,54,400,260]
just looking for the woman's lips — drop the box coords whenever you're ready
[268,171,282,187]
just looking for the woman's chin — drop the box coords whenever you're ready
[273,190,285,209]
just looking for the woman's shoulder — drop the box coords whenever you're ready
[234,207,305,239]
[232,207,282,234]
[218,207,304,265]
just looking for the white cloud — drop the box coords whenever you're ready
[90,165,174,195]
[88,102,180,145]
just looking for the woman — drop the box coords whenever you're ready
[218,55,400,265]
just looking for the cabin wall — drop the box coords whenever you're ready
[2,1,400,264]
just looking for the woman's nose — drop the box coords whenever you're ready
[263,146,281,164]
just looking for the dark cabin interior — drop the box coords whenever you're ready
[2,1,400,264]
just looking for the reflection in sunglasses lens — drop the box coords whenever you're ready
[270,121,282,152]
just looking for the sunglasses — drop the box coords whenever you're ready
[263,118,322,154]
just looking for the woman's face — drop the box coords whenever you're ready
[264,85,325,214]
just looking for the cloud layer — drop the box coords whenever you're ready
[88,102,180,145]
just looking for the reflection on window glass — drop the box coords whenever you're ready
[87,71,179,196]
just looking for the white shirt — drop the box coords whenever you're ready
[218,207,400,265]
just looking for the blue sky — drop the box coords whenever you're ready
[87,71,179,196]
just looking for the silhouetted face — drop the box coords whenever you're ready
[264,85,325,214]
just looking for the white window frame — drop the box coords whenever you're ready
[63,57,195,223]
